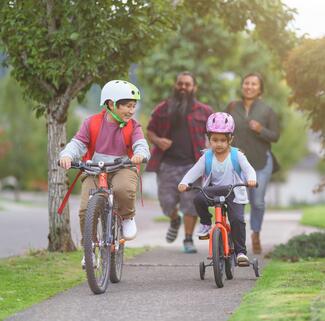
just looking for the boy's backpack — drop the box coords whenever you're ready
[58,109,134,215]
[204,147,241,177]
[84,109,134,160]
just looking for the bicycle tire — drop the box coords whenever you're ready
[225,233,235,280]
[212,228,225,288]
[110,213,124,283]
[199,261,205,280]
[84,194,112,294]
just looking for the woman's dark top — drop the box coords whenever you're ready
[225,99,280,170]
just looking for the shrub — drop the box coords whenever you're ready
[271,232,325,261]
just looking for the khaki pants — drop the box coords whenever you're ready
[79,168,138,245]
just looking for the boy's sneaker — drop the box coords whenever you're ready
[237,253,249,266]
[183,239,197,254]
[166,215,181,243]
[122,218,137,240]
[196,224,212,237]
[81,253,97,269]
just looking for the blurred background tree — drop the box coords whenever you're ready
[0,73,80,190]
[285,37,325,191]
[137,11,307,180]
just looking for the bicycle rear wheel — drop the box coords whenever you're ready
[110,213,124,283]
[212,228,225,288]
[84,193,112,294]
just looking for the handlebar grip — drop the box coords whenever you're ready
[255,182,259,188]
[71,161,80,167]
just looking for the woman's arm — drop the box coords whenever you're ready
[258,108,280,143]
[238,151,256,182]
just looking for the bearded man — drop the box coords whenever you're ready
[146,72,213,253]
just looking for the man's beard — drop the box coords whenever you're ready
[168,89,195,127]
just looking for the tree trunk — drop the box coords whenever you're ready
[47,106,76,252]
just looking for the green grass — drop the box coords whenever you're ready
[0,247,148,321]
[301,205,325,229]
[230,259,325,321]
[153,215,170,222]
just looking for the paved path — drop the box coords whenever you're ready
[0,192,318,321]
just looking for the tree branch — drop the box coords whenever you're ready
[46,0,56,34]
[52,74,93,123]
[20,52,56,95]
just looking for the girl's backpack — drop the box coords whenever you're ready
[204,147,241,177]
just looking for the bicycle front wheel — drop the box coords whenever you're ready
[109,212,124,283]
[84,193,112,294]
[225,232,235,280]
[212,228,225,288]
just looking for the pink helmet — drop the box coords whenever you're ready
[206,112,235,134]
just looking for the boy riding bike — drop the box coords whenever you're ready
[178,112,256,265]
[59,80,150,267]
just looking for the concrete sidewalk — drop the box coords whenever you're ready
[0,192,318,321]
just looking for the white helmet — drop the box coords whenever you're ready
[100,80,141,106]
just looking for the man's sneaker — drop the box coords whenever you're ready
[122,218,137,240]
[81,253,97,269]
[166,215,181,243]
[237,253,249,266]
[183,239,197,254]
[196,224,211,237]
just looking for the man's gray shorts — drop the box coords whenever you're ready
[157,162,199,217]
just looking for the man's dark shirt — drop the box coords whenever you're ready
[146,99,213,172]
[162,113,195,165]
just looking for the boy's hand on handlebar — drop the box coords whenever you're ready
[59,156,72,169]
[178,183,188,193]
[247,180,257,188]
[131,154,144,165]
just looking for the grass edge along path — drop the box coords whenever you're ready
[229,258,325,321]
[0,247,148,321]
[301,205,325,229]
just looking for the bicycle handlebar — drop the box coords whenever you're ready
[58,157,147,174]
[186,182,258,204]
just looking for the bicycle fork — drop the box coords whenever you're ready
[208,205,231,259]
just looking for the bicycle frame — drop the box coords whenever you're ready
[208,204,231,258]
[98,172,108,189]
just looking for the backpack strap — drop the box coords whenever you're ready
[82,109,106,161]
[204,147,241,177]
[204,149,213,177]
[230,147,241,176]
[122,119,134,159]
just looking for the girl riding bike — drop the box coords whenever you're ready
[178,112,256,266]
[59,80,150,267]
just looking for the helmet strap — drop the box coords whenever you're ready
[103,103,126,128]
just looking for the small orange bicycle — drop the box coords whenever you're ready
[187,183,259,288]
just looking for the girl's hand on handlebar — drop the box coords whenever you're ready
[59,156,72,169]
[131,154,144,165]
[178,183,188,193]
[247,180,257,188]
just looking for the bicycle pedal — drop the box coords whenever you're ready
[198,235,209,240]
[119,239,126,245]
[237,261,250,267]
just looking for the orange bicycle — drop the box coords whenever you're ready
[68,158,146,294]
[187,183,259,288]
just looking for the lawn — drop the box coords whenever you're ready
[301,205,325,229]
[230,259,325,321]
[0,247,147,321]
